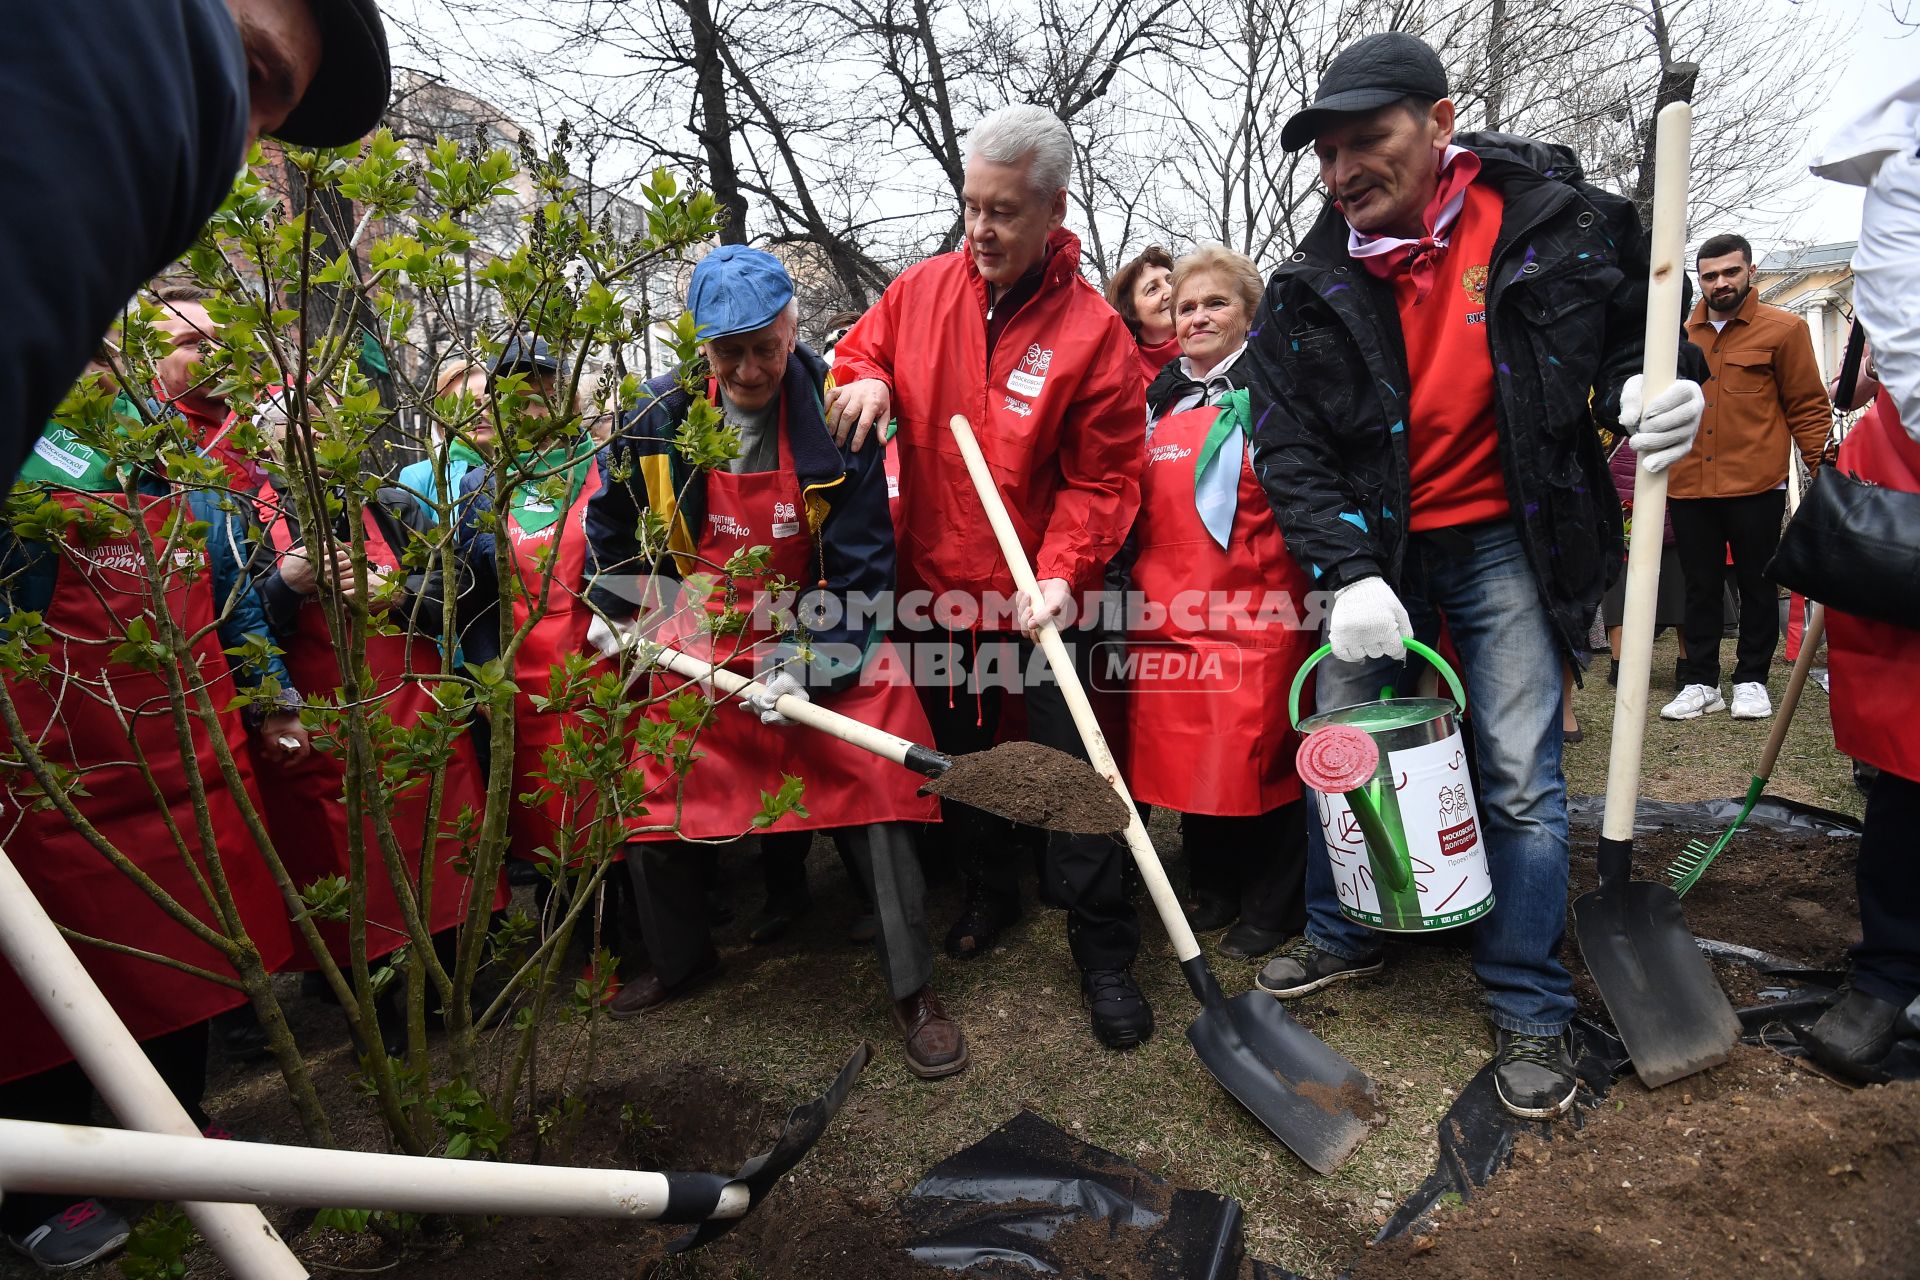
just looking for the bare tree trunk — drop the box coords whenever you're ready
[687,0,749,242]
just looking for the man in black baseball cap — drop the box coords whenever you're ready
[1278,32,1450,153]
[1247,32,1701,1122]
[1,0,392,500]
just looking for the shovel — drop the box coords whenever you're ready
[1572,93,1741,1089]
[640,643,1129,835]
[946,412,1380,1174]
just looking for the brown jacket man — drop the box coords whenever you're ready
[1675,284,1830,498]
[1663,233,1832,725]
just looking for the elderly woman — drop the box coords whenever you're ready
[1123,245,1316,959]
[1106,245,1181,384]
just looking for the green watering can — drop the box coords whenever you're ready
[1288,639,1495,934]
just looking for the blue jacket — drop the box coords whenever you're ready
[583,345,897,691]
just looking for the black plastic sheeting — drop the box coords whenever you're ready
[1565,792,1863,837]
[900,1109,1301,1279]
[1697,939,1920,1085]
[1375,1018,1629,1241]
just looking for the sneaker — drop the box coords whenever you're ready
[1254,939,1385,999]
[1803,986,1902,1084]
[8,1200,131,1272]
[1492,1029,1578,1119]
[1730,681,1772,720]
[1659,683,1725,720]
[1082,968,1154,1049]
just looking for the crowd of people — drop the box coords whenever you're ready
[3,3,1917,1273]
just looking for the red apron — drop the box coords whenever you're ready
[1,492,295,1082]
[1123,404,1316,816]
[631,416,938,840]
[250,485,502,967]
[503,461,617,858]
[1828,390,1920,778]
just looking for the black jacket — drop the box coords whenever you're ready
[1245,134,1647,657]
[4,0,247,491]
[582,344,898,691]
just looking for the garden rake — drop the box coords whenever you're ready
[1664,603,1825,895]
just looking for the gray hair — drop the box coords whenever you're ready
[966,105,1072,197]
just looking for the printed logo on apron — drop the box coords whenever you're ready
[709,511,752,539]
[770,500,800,539]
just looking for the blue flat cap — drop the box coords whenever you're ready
[688,245,795,341]
[491,335,564,378]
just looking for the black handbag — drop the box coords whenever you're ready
[1766,322,1920,629]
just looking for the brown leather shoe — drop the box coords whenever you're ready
[891,984,968,1079]
[609,960,718,1020]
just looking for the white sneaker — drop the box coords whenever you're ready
[1730,682,1772,719]
[1660,683,1726,720]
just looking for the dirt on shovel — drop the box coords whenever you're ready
[920,739,1131,835]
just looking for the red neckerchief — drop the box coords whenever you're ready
[1347,146,1483,304]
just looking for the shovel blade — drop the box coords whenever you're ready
[1573,881,1740,1088]
[1186,991,1381,1175]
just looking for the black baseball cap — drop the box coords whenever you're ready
[1280,33,1449,153]
[491,336,565,379]
[272,0,393,148]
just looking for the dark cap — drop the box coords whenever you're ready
[272,0,393,148]
[491,336,564,379]
[1279,33,1449,153]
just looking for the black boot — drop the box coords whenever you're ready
[1803,987,1903,1083]
[1082,968,1154,1049]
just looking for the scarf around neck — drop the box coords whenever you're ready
[1347,145,1482,303]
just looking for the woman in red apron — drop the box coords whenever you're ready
[251,474,503,977]
[586,246,963,1079]
[1803,387,1920,1080]
[1123,246,1316,960]
[1,423,300,1253]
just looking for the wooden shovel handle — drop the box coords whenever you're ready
[1758,604,1825,781]
[946,414,1203,965]
[1602,99,1693,845]
[648,644,945,777]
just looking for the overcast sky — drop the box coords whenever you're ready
[1775,1,1917,252]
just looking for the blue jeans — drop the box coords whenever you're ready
[1303,522,1576,1036]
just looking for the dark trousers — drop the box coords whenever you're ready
[0,1020,211,1234]
[626,824,933,1000]
[915,628,1139,973]
[1182,802,1309,935]
[1670,490,1787,686]
[1853,768,1920,1005]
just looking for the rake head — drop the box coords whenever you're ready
[1663,832,1727,897]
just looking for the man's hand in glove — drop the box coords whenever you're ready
[1328,576,1412,662]
[1619,374,1705,473]
[586,615,641,660]
[747,667,808,726]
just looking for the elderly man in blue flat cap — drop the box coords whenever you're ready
[583,245,967,1078]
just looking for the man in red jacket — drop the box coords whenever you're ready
[828,105,1150,1050]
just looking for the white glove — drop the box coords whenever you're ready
[1619,375,1704,473]
[1328,576,1412,663]
[586,615,640,659]
[746,667,808,726]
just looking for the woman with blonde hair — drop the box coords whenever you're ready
[397,357,494,522]
[1122,244,1315,958]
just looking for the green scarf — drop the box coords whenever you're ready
[506,446,595,534]
[16,396,143,492]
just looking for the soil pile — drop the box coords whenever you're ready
[1352,1046,1920,1280]
[923,739,1130,834]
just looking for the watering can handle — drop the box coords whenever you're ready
[1287,638,1468,730]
